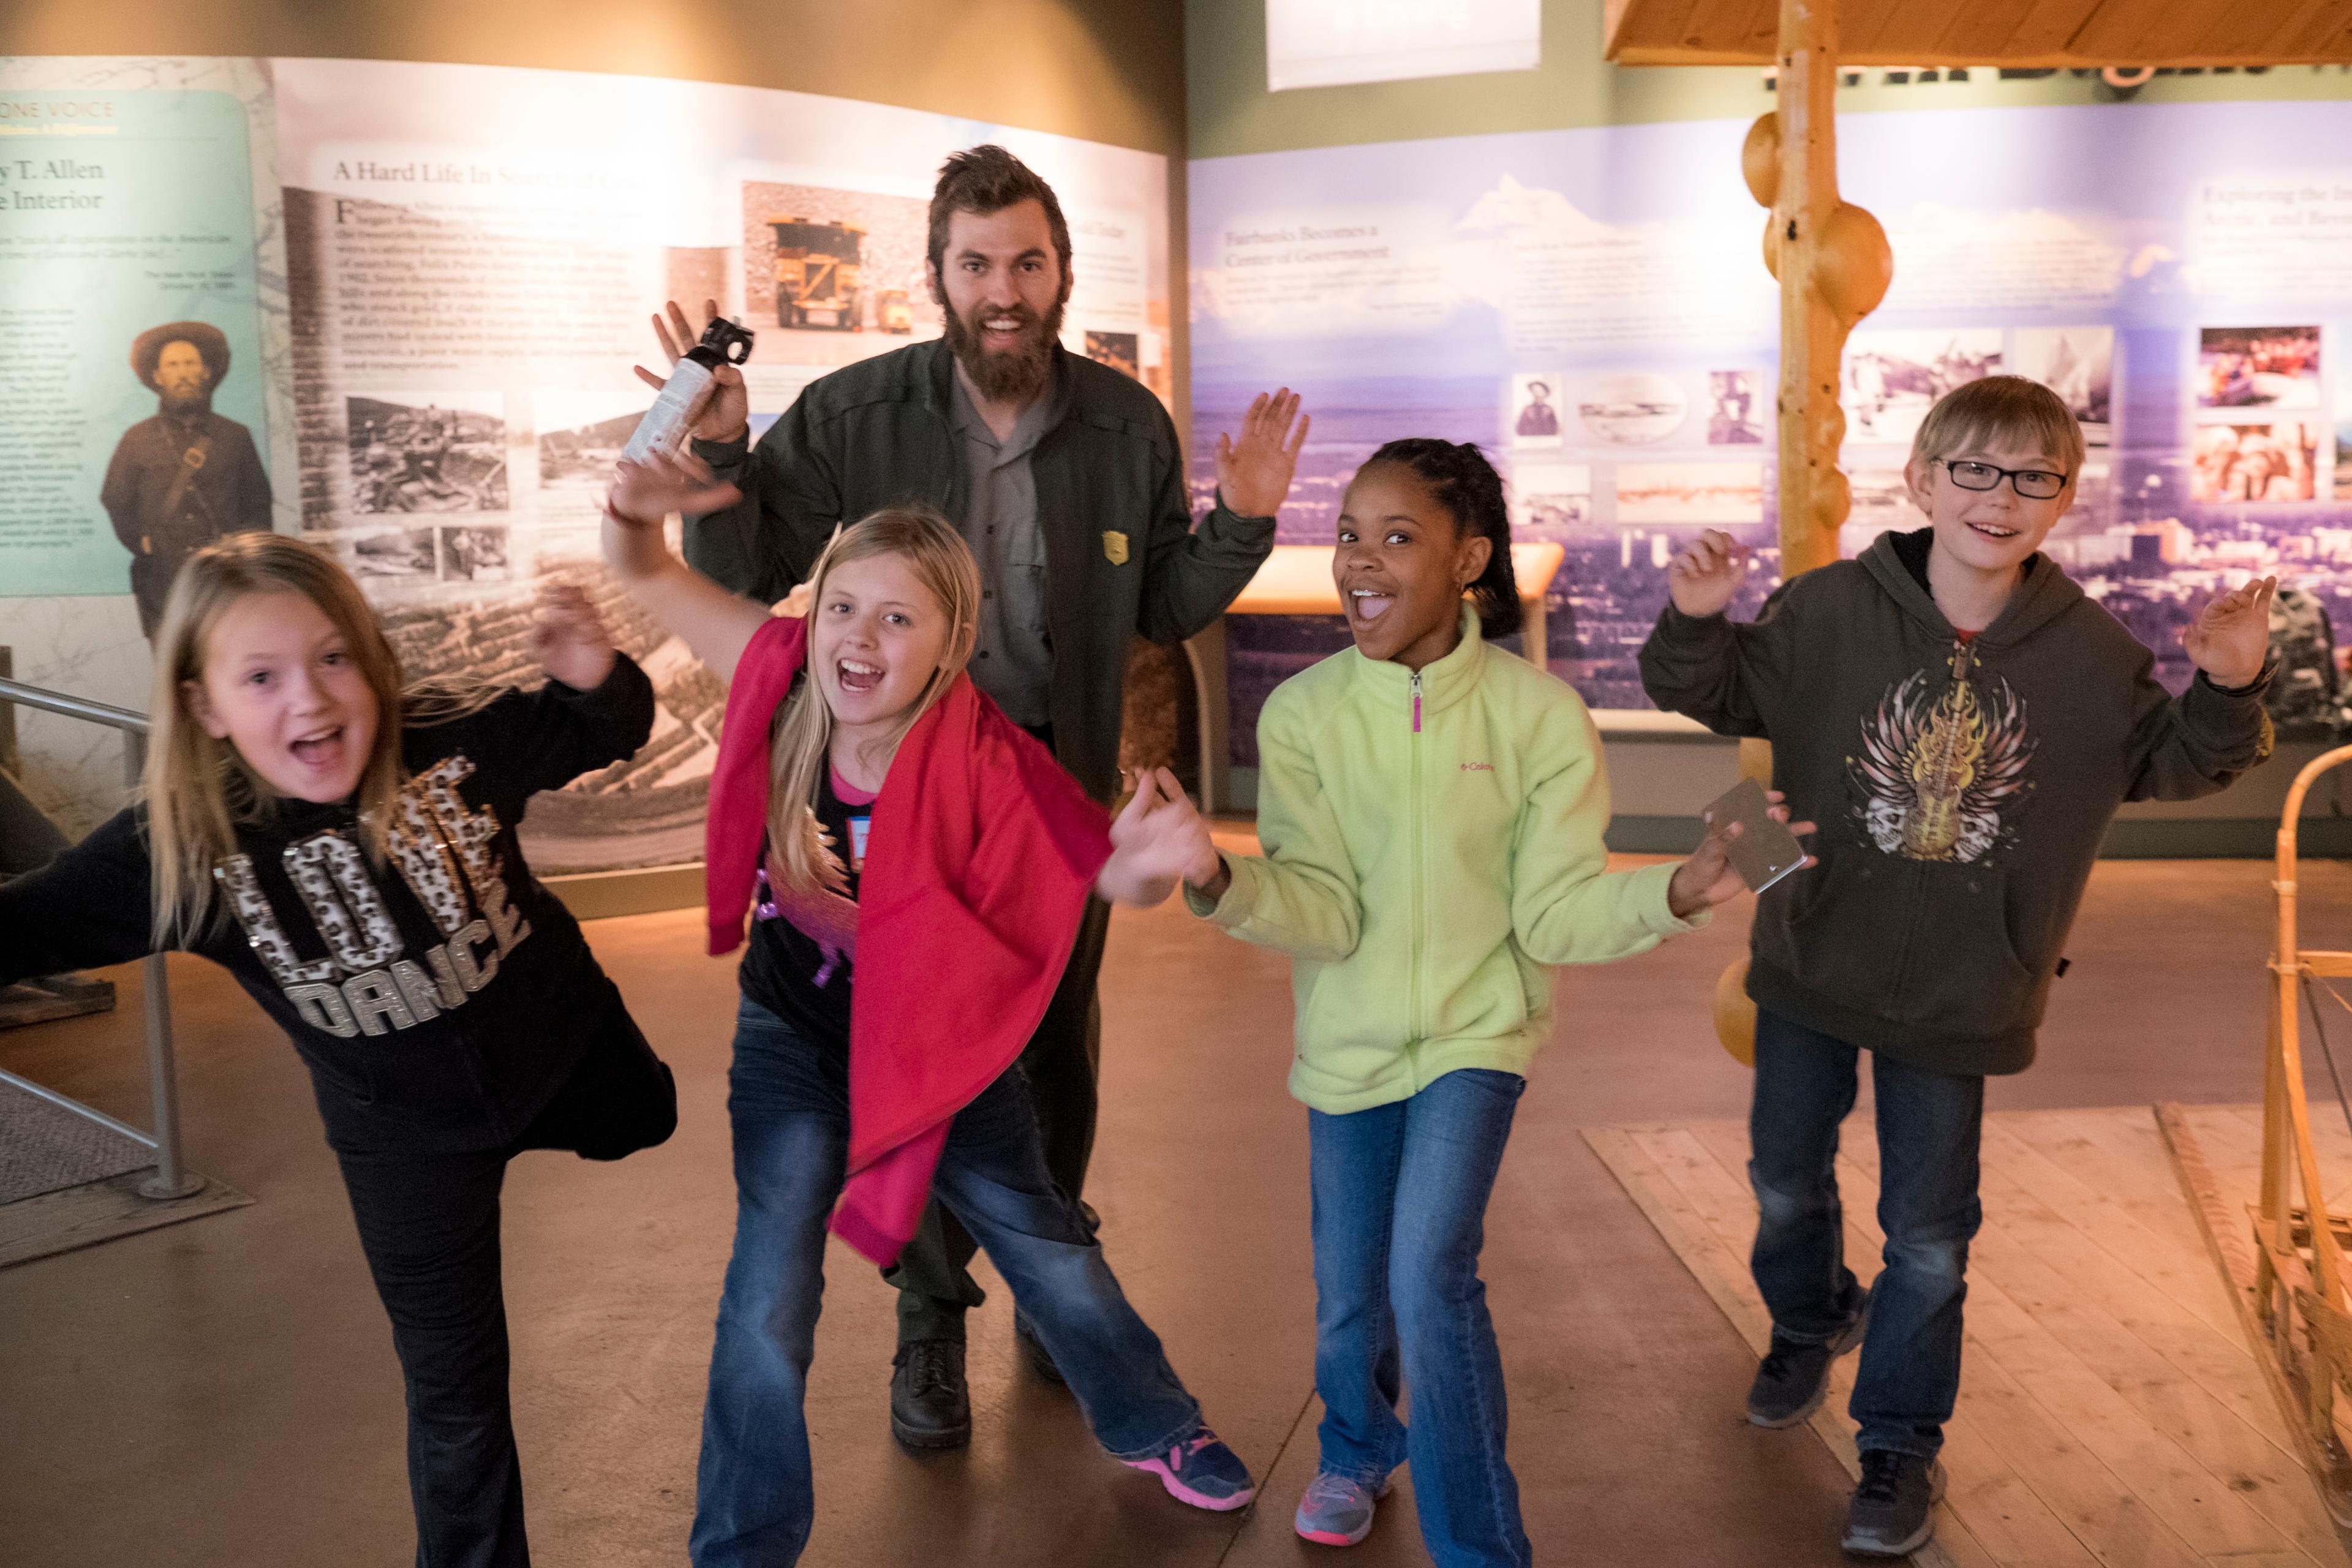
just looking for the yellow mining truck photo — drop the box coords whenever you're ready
[876,287,914,334]
[767,216,864,330]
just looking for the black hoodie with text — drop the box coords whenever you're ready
[1639,530,2272,1075]
[0,658,658,1152]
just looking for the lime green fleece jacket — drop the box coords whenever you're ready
[1189,609,1705,1114]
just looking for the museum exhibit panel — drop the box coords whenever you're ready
[12,1,2352,1564]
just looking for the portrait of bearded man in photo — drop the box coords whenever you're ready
[100,320,274,638]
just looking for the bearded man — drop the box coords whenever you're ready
[643,143,1303,1454]
[100,321,274,637]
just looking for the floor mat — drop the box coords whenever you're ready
[0,1076,154,1204]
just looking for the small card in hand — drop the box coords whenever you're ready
[1704,777,1808,895]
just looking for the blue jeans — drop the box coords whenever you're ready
[690,998,1205,1567]
[1309,1067,1529,1568]
[1749,1008,1985,1460]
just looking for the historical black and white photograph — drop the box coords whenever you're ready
[1507,461,1593,532]
[336,526,438,581]
[537,390,647,490]
[347,393,510,514]
[439,524,513,581]
[1510,372,1565,448]
[1575,370,1686,446]
[1841,330,2003,445]
[2010,326,2113,445]
[1706,369,1765,445]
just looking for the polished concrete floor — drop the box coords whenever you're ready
[3,852,2343,1567]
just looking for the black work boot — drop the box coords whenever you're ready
[889,1340,970,1450]
[1746,1287,1870,1428]
[1843,1449,1947,1557]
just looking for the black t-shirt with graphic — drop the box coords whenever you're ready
[740,763,873,1053]
[0,659,657,1153]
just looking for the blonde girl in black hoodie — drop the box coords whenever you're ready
[0,533,674,1567]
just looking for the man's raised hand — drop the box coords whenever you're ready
[1216,389,1310,520]
[1667,529,1751,619]
[633,298,749,445]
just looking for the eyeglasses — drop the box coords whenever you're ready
[1938,459,2070,500]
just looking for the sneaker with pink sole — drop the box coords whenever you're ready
[1294,1469,1392,1545]
[1121,1430,1257,1511]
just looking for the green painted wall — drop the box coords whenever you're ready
[1188,0,2352,158]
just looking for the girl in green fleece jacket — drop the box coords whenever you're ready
[1167,440,1782,1566]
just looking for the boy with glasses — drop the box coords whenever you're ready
[1638,375,2277,1556]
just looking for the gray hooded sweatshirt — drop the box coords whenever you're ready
[1640,529,2272,1075]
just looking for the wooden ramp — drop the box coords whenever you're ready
[1587,1107,2347,1567]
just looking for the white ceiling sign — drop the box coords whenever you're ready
[1266,0,1541,92]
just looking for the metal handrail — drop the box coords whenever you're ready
[0,674,201,1200]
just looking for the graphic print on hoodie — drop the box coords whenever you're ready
[1850,642,2038,864]
[1638,526,2273,1074]
[213,750,535,1039]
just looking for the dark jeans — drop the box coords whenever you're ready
[1310,1068,1529,1568]
[884,894,1111,1343]
[691,997,1203,1567]
[333,1020,677,1568]
[1748,1008,1985,1460]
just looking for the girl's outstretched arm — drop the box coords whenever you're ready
[1183,689,1360,963]
[0,809,161,985]
[603,450,774,685]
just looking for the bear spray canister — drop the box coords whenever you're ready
[622,316,756,464]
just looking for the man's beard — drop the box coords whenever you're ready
[158,384,213,419]
[941,294,1063,405]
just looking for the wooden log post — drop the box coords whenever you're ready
[1711,0,1891,1063]
[1747,0,1890,583]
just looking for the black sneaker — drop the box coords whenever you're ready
[1012,1310,1067,1387]
[889,1340,970,1450]
[1843,1449,1946,1557]
[1747,1290,1870,1428]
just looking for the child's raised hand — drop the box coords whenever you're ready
[2182,574,2277,690]
[531,582,617,692]
[606,448,741,530]
[1666,789,1815,919]
[1667,529,1750,619]
[1215,389,1310,519]
[1098,767,1215,908]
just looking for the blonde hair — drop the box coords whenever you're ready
[142,533,491,946]
[1910,374,2086,478]
[767,507,981,896]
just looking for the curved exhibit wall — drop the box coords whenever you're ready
[0,48,1173,872]
[1185,4,2352,847]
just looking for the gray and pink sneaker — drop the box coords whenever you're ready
[1294,1469,1390,1545]
[1121,1430,1256,1511]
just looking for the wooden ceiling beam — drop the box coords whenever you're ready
[2069,0,2244,61]
[1931,0,2038,63]
[1840,0,1947,57]
[1604,0,2352,64]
